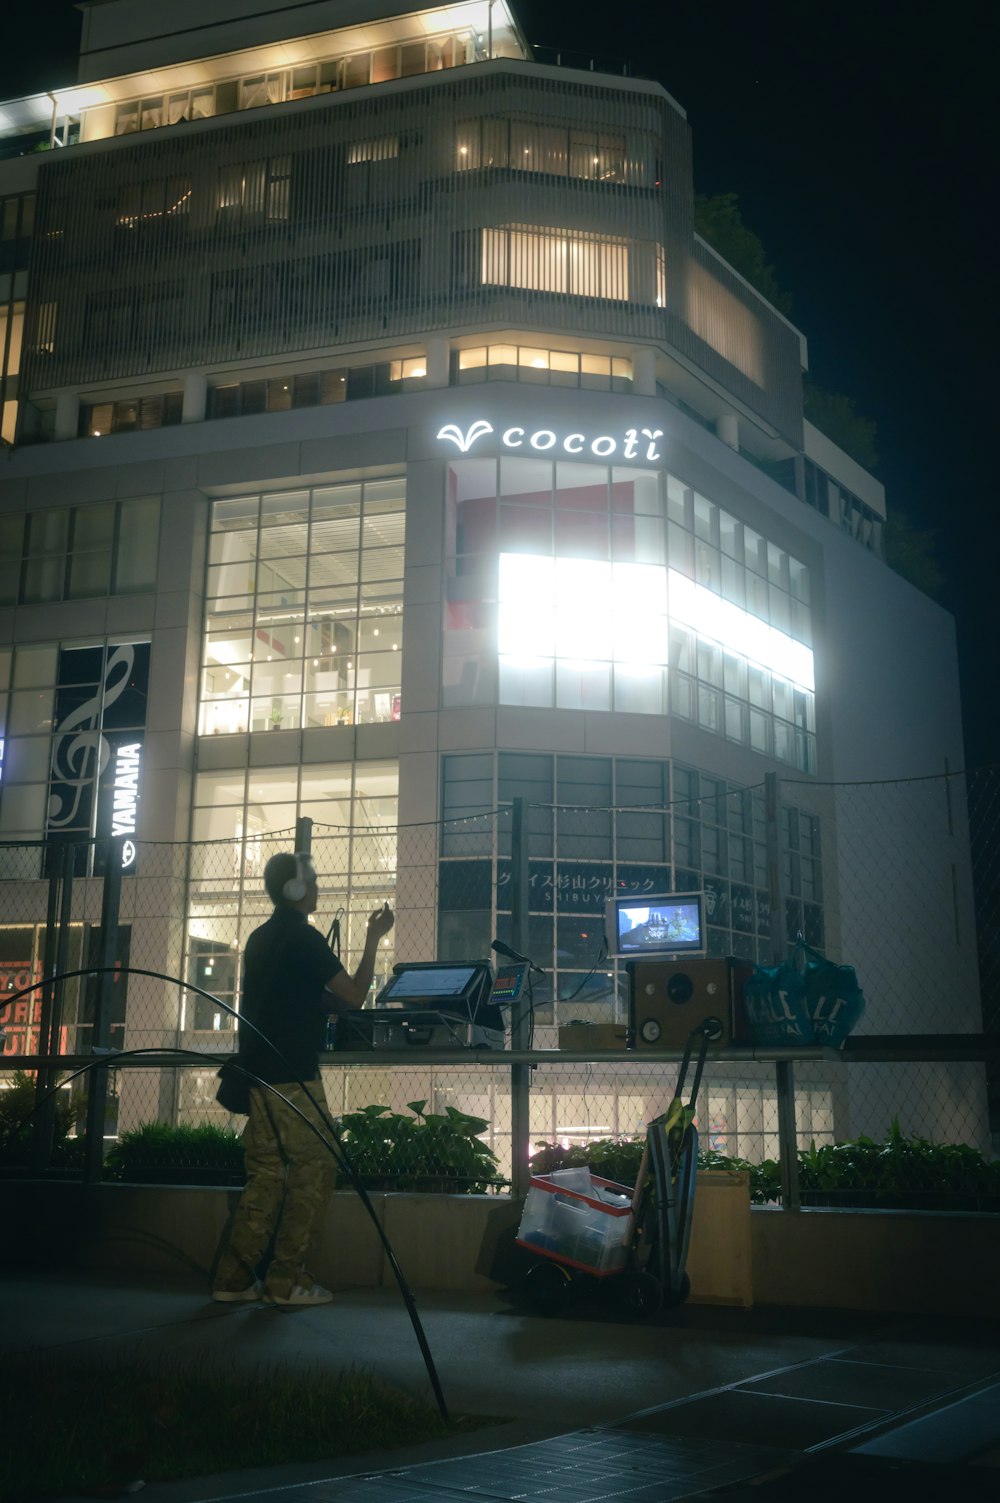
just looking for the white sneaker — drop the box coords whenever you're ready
[263,1282,334,1307]
[212,1279,262,1303]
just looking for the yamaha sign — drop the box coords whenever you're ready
[436,420,663,462]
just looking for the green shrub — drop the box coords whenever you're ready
[0,1070,81,1169]
[794,1117,1000,1201]
[528,1119,999,1208]
[104,1122,245,1183]
[337,1100,506,1193]
[102,1104,508,1193]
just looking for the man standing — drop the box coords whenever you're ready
[213,851,394,1306]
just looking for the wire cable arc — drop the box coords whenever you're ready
[3,964,450,1421]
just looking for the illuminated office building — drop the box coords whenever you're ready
[0,0,983,1159]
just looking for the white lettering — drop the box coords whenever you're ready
[435,419,666,462]
[110,742,141,837]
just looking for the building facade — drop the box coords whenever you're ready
[0,0,984,1163]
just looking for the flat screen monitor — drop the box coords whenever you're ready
[607,892,706,959]
[378,964,481,1005]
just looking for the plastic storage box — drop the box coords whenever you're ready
[516,1172,634,1276]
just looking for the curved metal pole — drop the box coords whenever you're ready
[3,967,450,1422]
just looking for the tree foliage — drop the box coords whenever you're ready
[883,508,948,602]
[694,194,885,479]
[693,192,792,316]
[802,377,879,472]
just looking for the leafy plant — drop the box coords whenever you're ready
[528,1137,773,1199]
[93,1103,506,1192]
[883,508,948,601]
[104,1122,245,1183]
[693,192,791,315]
[0,1070,81,1169]
[529,1119,1000,1209]
[337,1100,506,1193]
[802,376,880,471]
[794,1117,1000,1203]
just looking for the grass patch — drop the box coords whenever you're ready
[2,1353,500,1501]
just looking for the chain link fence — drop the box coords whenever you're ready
[1,764,998,1196]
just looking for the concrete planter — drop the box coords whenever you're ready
[0,1171,754,1306]
[751,1204,999,1317]
[12,1172,995,1315]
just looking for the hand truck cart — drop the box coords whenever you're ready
[515,1023,714,1318]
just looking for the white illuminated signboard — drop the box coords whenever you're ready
[437,420,663,461]
[110,741,142,869]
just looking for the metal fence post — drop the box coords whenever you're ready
[295,815,313,856]
[509,797,531,1197]
[764,771,784,967]
[84,837,124,1185]
[765,772,800,1211]
[31,843,66,1171]
[775,1060,800,1211]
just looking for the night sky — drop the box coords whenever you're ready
[3,1,996,768]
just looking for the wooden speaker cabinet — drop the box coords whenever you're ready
[627,958,753,1048]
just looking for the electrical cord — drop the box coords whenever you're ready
[524,970,535,1051]
[325,908,344,958]
[1,965,449,1422]
[562,935,609,1005]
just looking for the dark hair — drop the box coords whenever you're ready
[263,852,300,905]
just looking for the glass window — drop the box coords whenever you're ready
[200,480,404,735]
[693,493,715,542]
[345,54,372,88]
[720,513,741,560]
[7,691,54,736]
[12,645,57,689]
[67,505,114,599]
[789,555,810,603]
[0,514,23,605]
[26,509,68,557]
[115,498,160,594]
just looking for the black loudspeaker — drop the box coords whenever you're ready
[627,958,753,1049]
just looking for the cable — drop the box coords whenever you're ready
[3,966,450,1422]
[561,934,609,1005]
[519,970,536,1052]
[326,909,343,958]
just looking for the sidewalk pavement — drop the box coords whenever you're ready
[4,1269,999,1502]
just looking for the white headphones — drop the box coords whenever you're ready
[282,852,314,903]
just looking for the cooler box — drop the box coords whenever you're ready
[516,1172,634,1276]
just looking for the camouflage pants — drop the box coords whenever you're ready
[215,1079,335,1298]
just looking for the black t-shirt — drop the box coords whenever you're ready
[238,906,344,1083]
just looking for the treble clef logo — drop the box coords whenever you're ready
[47,646,137,830]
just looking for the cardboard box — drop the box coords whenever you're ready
[558,1024,628,1051]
